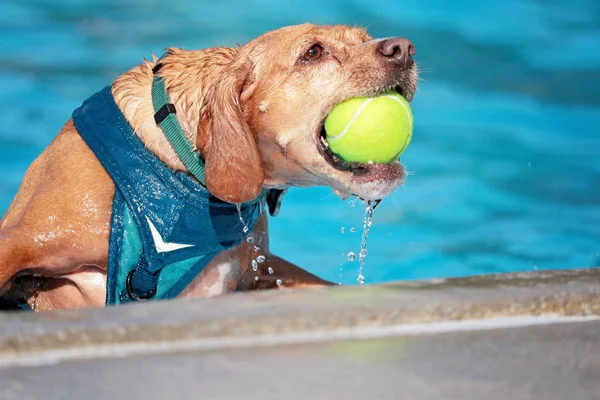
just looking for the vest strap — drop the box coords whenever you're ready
[151,55,207,186]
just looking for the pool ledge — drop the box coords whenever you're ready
[1,267,599,368]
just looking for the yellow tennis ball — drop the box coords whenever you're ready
[324,91,413,164]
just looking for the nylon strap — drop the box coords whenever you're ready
[151,62,206,185]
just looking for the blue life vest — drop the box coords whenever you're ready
[72,86,264,304]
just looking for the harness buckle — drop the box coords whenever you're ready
[126,269,157,301]
[152,62,164,74]
[154,103,177,124]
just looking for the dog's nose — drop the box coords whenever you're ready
[378,38,415,68]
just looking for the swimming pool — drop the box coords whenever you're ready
[1,0,599,285]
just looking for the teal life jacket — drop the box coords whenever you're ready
[72,86,266,304]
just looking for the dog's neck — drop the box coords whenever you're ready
[112,47,237,172]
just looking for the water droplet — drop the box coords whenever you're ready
[276,279,283,286]
[533,265,538,270]
[236,204,250,234]
[350,227,355,233]
[348,199,356,208]
[347,252,356,262]
[357,274,365,284]
[251,260,258,271]
[340,227,346,234]
[268,267,274,275]
[254,276,259,281]
[253,246,260,252]
[257,255,265,263]
[246,236,254,243]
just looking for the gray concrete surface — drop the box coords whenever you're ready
[2,320,599,400]
[1,268,600,399]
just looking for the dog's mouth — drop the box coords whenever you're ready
[316,85,408,184]
[316,127,405,185]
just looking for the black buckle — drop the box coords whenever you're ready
[152,62,164,74]
[154,103,176,124]
[126,270,157,301]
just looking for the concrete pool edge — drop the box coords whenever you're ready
[1,268,599,367]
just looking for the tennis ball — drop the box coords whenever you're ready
[324,91,413,164]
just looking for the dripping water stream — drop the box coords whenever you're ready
[357,200,376,285]
[236,204,249,234]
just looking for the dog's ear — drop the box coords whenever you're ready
[200,61,264,204]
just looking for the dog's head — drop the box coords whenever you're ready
[199,24,417,204]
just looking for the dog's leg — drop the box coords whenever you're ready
[237,253,334,291]
[0,121,113,304]
[237,240,336,291]
[235,211,334,291]
[179,210,272,298]
[180,208,333,298]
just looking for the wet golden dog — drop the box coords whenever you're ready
[0,24,417,310]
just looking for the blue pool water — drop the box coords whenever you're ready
[1,0,599,285]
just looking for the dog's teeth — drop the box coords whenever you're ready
[320,136,329,147]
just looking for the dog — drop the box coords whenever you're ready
[0,24,417,311]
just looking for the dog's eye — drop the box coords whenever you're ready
[301,44,323,62]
